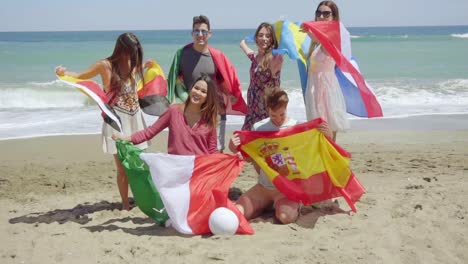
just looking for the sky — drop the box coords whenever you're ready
[1,0,468,32]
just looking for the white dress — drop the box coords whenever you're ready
[305,46,349,132]
[102,79,149,154]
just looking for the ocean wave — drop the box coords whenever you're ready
[356,34,410,40]
[451,33,468,39]
[0,87,94,109]
[1,78,468,121]
[27,80,63,87]
[265,80,468,118]
[372,79,468,107]
[0,132,100,142]
[0,79,99,109]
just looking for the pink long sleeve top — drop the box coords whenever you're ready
[131,104,218,155]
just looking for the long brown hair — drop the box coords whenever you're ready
[184,74,219,128]
[106,32,144,91]
[255,22,278,71]
[307,1,340,59]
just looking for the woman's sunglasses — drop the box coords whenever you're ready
[315,10,333,18]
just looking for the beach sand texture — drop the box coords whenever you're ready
[1,130,467,264]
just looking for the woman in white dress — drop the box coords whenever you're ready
[304,1,349,142]
[55,33,150,210]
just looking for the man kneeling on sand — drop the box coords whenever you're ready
[229,88,332,224]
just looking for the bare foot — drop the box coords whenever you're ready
[121,202,131,211]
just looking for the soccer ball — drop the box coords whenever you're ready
[208,207,239,235]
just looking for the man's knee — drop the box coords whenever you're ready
[276,210,298,224]
[275,198,300,224]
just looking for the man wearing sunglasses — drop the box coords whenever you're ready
[168,15,247,152]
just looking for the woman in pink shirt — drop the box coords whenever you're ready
[113,74,219,155]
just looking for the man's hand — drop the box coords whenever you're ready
[228,133,241,153]
[317,122,332,138]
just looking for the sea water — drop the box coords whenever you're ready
[0,26,467,139]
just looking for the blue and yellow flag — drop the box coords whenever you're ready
[273,20,311,96]
[274,20,383,118]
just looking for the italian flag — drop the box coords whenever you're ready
[140,153,254,235]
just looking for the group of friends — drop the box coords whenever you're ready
[55,1,348,224]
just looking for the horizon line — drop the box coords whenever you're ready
[1,24,468,33]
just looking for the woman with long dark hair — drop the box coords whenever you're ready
[55,33,150,210]
[113,74,220,156]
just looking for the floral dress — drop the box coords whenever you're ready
[102,77,149,154]
[242,53,281,131]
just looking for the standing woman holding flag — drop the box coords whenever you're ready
[240,22,283,131]
[304,1,350,142]
[55,33,150,210]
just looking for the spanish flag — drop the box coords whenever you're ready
[236,118,365,212]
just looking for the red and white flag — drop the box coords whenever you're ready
[140,153,254,235]
[301,21,383,118]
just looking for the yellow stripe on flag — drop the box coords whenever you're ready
[287,22,308,66]
[137,61,166,91]
[59,75,84,83]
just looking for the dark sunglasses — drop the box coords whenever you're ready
[193,29,209,36]
[315,10,333,18]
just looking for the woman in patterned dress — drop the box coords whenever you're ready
[55,33,150,210]
[240,22,283,131]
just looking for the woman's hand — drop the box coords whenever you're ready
[144,59,155,69]
[300,25,318,43]
[112,134,131,142]
[55,66,67,76]
[240,37,254,55]
[240,38,247,46]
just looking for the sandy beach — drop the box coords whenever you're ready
[1,117,467,264]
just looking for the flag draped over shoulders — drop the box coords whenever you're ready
[167,43,247,115]
[140,152,254,235]
[274,20,383,118]
[236,118,365,212]
[136,61,170,116]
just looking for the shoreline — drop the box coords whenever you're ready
[1,113,467,142]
